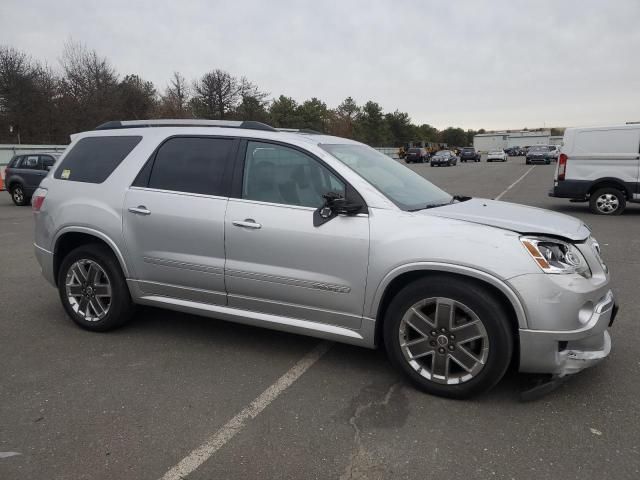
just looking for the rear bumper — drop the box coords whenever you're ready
[34,243,56,287]
[518,289,616,376]
[548,179,590,199]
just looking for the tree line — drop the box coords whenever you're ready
[0,42,484,147]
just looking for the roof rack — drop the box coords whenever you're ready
[94,119,277,132]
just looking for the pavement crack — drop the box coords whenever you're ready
[340,382,401,480]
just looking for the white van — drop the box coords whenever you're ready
[549,124,640,214]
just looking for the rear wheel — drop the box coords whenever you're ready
[57,244,135,331]
[384,276,513,399]
[10,185,28,206]
[589,187,625,215]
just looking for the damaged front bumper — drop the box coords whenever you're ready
[517,289,616,377]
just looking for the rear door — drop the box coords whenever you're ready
[224,140,370,330]
[18,155,42,193]
[123,136,238,305]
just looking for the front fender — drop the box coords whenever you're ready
[368,262,528,329]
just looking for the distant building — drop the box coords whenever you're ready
[473,130,551,152]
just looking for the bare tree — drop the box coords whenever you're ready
[59,40,119,130]
[158,71,191,117]
[191,69,266,120]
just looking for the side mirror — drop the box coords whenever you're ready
[313,192,364,227]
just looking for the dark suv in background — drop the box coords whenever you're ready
[460,147,481,162]
[5,153,60,205]
[525,145,552,165]
[404,147,429,163]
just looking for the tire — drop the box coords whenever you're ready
[383,276,514,399]
[57,244,135,332]
[525,160,530,165]
[589,187,626,215]
[10,184,29,206]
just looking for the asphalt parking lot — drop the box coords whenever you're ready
[1,158,639,480]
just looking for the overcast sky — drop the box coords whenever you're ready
[1,0,638,130]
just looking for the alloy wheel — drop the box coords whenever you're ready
[595,193,619,214]
[398,297,489,385]
[12,187,24,204]
[65,259,112,321]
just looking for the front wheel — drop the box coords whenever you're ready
[589,188,626,215]
[384,276,514,399]
[57,244,135,331]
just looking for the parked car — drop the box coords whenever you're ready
[33,119,616,399]
[548,145,560,161]
[487,150,508,162]
[430,150,458,167]
[526,145,552,164]
[460,147,481,162]
[4,152,60,206]
[549,123,640,215]
[505,146,525,157]
[405,147,429,163]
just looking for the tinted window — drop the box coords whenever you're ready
[9,156,22,168]
[40,155,56,169]
[54,136,141,183]
[147,137,233,195]
[242,141,345,208]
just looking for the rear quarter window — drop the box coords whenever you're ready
[54,136,142,183]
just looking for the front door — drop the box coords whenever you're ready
[123,136,237,305]
[224,141,370,330]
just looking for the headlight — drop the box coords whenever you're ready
[520,236,591,278]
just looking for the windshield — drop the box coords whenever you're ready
[435,150,450,155]
[320,144,451,211]
[462,148,474,152]
[529,145,547,152]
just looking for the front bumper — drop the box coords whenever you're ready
[527,156,550,164]
[518,289,616,376]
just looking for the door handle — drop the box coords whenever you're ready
[128,206,151,215]
[232,219,262,229]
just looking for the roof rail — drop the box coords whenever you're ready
[94,119,277,132]
[276,128,323,134]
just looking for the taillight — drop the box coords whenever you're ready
[558,153,568,181]
[32,187,47,212]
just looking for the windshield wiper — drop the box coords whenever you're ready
[409,195,472,211]
[408,203,449,212]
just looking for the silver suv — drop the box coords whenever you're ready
[33,120,617,398]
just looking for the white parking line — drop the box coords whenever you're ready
[160,341,332,480]
[494,166,536,201]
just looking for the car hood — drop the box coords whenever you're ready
[421,198,590,241]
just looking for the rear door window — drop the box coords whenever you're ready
[146,137,234,196]
[54,136,142,183]
[22,156,40,169]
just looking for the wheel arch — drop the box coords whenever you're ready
[588,178,632,198]
[371,263,527,347]
[53,227,130,286]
